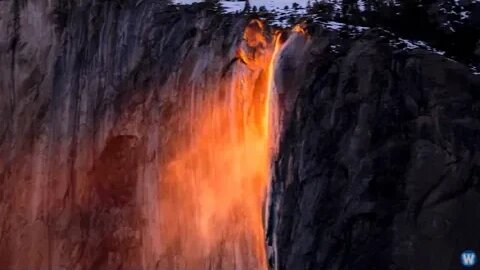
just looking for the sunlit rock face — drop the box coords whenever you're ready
[0,1,253,269]
[155,19,279,270]
[1,1,480,270]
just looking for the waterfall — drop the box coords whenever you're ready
[156,19,282,270]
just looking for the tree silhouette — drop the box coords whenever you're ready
[244,0,251,12]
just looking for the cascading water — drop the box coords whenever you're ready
[156,20,305,270]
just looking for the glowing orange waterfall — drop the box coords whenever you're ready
[157,20,285,270]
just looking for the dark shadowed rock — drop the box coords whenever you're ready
[475,40,480,57]
[267,29,480,270]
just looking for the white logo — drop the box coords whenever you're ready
[461,250,477,267]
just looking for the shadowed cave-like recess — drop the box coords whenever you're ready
[0,1,480,270]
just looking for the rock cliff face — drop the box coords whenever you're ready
[0,1,246,269]
[0,1,479,270]
[267,30,480,270]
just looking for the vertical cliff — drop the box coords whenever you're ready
[1,1,480,270]
[267,30,480,270]
[0,1,253,269]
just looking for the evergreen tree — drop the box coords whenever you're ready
[203,0,223,12]
[308,0,335,19]
[244,0,251,13]
[340,0,362,24]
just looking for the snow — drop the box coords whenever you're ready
[471,66,480,75]
[460,11,470,20]
[315,20,369,33]
[173,0,246,12]
[173,0,311,27]
[250,0,310,10]
[171,0,477,68]
[323,21,343,30]
[173,0,372,30]
[358,0,365,12]
[173,0,311,11]
[391,38,446,56]
[222,1,246,13]
[173,0,199,4]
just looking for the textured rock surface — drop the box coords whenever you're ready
[0,1,247,269]
[267,29,480,270]
[1,1,480,270]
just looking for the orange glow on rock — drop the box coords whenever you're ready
[157,21,283,269]
[243,19,267,48]
[292,23,307,35]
